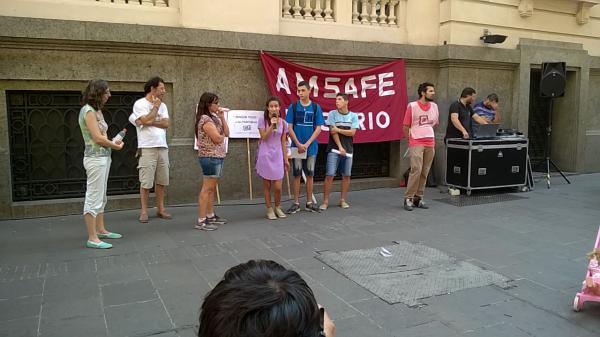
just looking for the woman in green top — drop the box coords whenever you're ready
[79,80,124,249]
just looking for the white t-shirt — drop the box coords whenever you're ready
[129,97,169,148]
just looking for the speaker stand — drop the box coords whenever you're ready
[544,98,571,188]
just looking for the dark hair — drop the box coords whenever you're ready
[486,93,499,102]
[198,260,321,337]
[417,82,435,99]
[144,76,165,94]
[336,92,349,101]
[195,92,219,138]
[460,87,476,98]
[297,81,310,90]
[263,96,281,128]
[81,79,109,110]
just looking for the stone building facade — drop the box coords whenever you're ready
[0,0,599,218]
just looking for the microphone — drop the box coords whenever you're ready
[271,115,277,130]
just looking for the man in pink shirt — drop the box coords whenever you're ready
[403,82,439,211]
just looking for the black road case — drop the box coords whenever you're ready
[445,137,528,195]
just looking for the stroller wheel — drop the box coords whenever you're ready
[573,295,582,312]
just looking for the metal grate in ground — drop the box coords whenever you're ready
[316,241,511,307]
[436,193,528,207]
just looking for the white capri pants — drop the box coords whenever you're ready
[83,156,111,217]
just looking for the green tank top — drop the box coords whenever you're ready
[79,104,111,157]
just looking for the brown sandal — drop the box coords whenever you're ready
[157,211,172,220]
[139,213,149,223]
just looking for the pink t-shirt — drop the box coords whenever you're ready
[403,100,439,148]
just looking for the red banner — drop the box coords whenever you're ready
[260,52,407,143]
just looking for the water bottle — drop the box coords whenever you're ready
[112,129,126,143]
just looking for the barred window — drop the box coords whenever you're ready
[7,90,143,201]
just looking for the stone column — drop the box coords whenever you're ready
[388,0,398,26]
[360,0,369,24]
[303,0,314,20]
[379,0,389,26]
[314,0,324,21]
[324,0,334,21]
[352,0,360,24]
[282,0,292,18]
[369,0,378,25]
[292,0,302,18]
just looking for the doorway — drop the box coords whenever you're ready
[527,69,578,172]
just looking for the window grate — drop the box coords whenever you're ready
[7,90,143,201]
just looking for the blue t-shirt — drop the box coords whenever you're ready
[326,110,359,154]
[285,101,324,157]
[473,101,495,121]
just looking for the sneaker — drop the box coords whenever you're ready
[414,198,429,209]
[274,207,287,218]
[403,198,414,211]
[86,240,112,249]
[305,203,320,213]
[340,200,350,209]
[195,218,218,231]
[266,207,277,220]
[319,203,328,211]
[207,215,227,225]
[286,203,301,214]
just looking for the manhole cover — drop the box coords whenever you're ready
[316,241,511,307]
[436,193,527,207]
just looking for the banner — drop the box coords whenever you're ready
[260,52,408,143]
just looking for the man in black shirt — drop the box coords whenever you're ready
[445,87,488,140]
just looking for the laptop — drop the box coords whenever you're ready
[471,123,500,139]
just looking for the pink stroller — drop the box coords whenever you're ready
[574,226,600,311]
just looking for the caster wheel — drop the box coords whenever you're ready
[466,190,472,196]
[573,296,582,312]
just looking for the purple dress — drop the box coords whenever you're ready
[256,116,288,180]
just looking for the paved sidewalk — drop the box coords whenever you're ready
[1,174,600,337]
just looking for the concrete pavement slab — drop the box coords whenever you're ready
[39,314,107,337]
[0,316,39,337]
[157,286,205,328]
[103,299,173,337]
[101,279,157,306]
[0,295,41,322]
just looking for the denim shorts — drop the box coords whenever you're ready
[292,155,316,177]
[198,157,224,178]
[325,151,353,177]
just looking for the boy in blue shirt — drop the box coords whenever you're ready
[320,93,359,211]
[285,81,324,214]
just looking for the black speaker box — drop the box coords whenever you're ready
[540,62,566,98]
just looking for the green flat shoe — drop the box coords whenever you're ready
[86,240,113,249]
[97,232,122,239]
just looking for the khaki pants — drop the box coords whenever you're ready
[138,148,170,189]
[404,146,435,200]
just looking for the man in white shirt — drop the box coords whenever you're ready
[129,76,171,222]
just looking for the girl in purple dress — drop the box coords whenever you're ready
[256,97,289,220]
